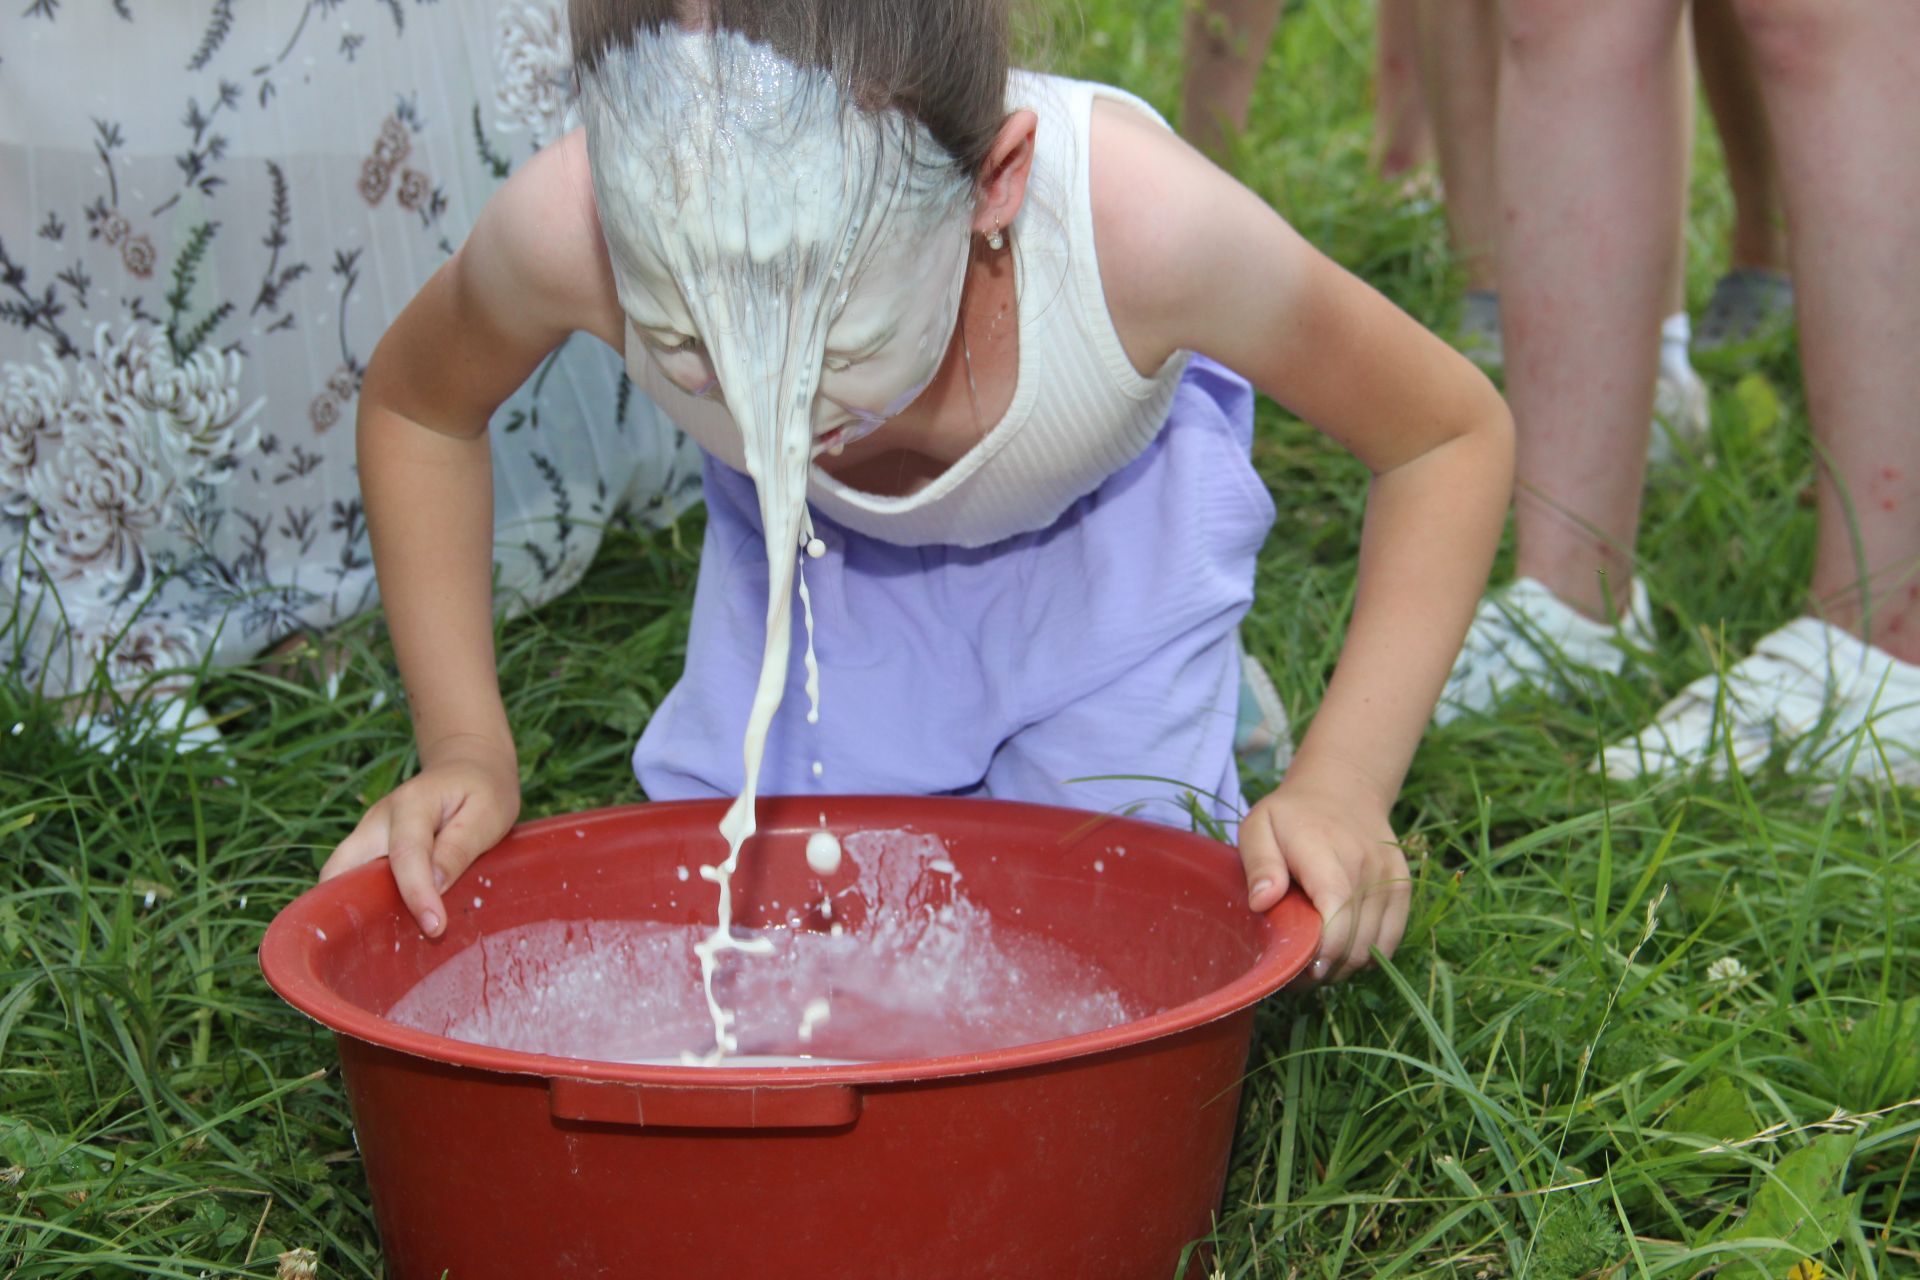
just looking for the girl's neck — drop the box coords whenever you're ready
[814,238,1019,496]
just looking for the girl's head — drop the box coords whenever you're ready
[571,2,1032,456]
[572,1,1014,178]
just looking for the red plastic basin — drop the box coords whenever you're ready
[260,797,1319,1279]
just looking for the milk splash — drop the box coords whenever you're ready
[581,29,973,1057]
[386,830,1141,1064]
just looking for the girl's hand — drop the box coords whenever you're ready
[1239,776,1411,983]
[320,741,521,938]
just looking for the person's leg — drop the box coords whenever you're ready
[1180,0,1287,161]
[1414,0,1500,294]
[1499,0,1692,622]
[1690,0,1797,363]
[1732,0,1920,656]
[1655,42,1710,462]
[1373,0,1432,179]
[1695,0,1789,274]
[1596,0,1920,786]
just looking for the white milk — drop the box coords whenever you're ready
[805,830,843,877]
[388,830,1142,1064]
[581,30,973,1057]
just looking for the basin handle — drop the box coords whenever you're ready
[549,1077,862,1130]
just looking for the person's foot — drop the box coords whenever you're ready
[1650,312,1710,465]
[1456,289,1503,372]
[1593,618,1920,787]
[1436,577,1656,726]
[1690,269,1796,372]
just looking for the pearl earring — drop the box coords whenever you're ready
[985,226,1005,252]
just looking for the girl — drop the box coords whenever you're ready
[321,0,1513,986]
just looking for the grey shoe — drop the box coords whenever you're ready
[1692,269,1795,369]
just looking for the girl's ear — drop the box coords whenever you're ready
[971,109,1039,238]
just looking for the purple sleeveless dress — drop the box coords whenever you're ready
[633,355,1275,831]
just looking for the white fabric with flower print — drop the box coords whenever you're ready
[0,0,700,718]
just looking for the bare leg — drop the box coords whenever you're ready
[1373,0,1432,179]
[1696,0,1789,272]
[1730,0,1920,659]
[1499,0,1692,622]
[1181,0,1287,161]
[1414,0,1500,291]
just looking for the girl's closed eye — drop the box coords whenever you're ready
[823,329,893,375]
[644,329,702,355]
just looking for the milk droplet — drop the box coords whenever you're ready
[676,865,689,882]
[805,537,826,559]
[1094,860,1104,873]
[142,890,156,909]
[797,996,831,1043]
[316,927,327,941]
[811,760,824,778]
[472,896,483,909]
[806,831,842,876]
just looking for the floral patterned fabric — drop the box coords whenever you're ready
[0,0,700,703]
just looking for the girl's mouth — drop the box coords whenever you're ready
[812,418,882,458]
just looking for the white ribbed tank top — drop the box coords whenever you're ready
[617,70,1189,549]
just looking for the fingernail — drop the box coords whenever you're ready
[433,867,448,892]
[422,911,441,936]
[1249,879,1272,904]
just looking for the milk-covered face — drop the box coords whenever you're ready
[581,27,976,461]
[613,196,970,456]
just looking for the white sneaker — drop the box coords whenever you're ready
[1593,618,1920,786]
[1457,290,1503,372]
[1651,312,1710,466]
[1233,631,1294,777]
[1436,577,1656,726]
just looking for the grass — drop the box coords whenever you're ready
[4,1,1917,1276]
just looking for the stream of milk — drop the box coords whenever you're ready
[578,30,977,1058]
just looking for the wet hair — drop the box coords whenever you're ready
[569,0,1012,178]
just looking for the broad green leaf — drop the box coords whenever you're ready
[1717,1133,1856,1280]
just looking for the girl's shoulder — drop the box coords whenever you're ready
[1081,87,1319,383]
[462,129,624,351]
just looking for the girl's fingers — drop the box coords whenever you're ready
[1239,810,1293,912]
[385,792,449,937]
[1286,847,1356,983]
[320,809,390,881]
[427,796,511,895]
[1377,864,1413,963]
[1336,862,1391,980]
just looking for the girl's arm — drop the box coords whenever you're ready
[321,131,625,935]
[1090,102,1516,979]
